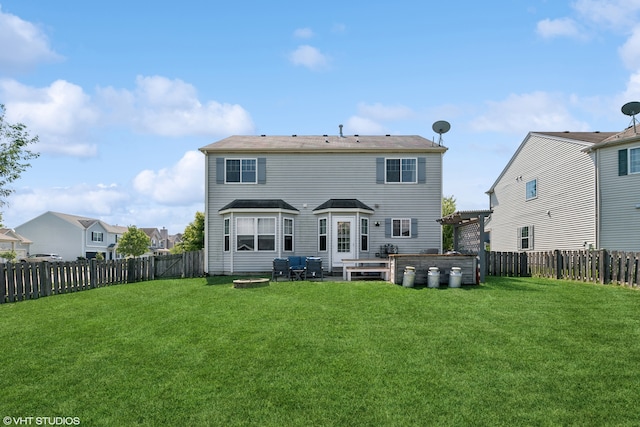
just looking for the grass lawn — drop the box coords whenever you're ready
[2,276,640,426]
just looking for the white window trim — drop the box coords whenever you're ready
[385,157,418,184]
[225,158,258,184]
[391,218,412,238]
[283,217,294,252]
[629,146,640,174]
[235,217,276,252]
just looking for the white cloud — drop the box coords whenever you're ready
[469,92,590,133]
[293,27,314,39]
[0,79,99,156]
[6,183,130,227]
[0,5,62,74]
[356,102,414,121]
[536,18,584,39]
[619,25,640,69]
[288,45,330,71]
[573,0,640,29]
[133,150,204,205]
[344,116,385,134]
[98,75,255,137]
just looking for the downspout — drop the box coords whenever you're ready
[595,150,601,249]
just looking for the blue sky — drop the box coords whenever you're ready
[1,0,639,234]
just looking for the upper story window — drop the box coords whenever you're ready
[386,158,417,183]
[226,159,256,183]
[526,179,537,200]
[618,147,640,176]
[91,231,104,242]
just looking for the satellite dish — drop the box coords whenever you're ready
[622,101,640,133]
[432,120,450,145]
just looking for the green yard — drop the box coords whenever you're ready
[1,276,640,426]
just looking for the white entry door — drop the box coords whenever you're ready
[332,216,355,267]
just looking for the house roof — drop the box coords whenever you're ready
[583,125,640,152]
[218,199,299,212]
[44,211,129,234]
[199,135,447,154]
[486,131,616,194]
[0,228,32,244]
[313,199,374,212]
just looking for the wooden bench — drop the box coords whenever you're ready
[343,259,390,281]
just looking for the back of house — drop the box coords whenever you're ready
[200,134,447,275]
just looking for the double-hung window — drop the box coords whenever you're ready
[361,218,369,251]
[318,218,327,251]
[386,158,417,183]
[517,225,534,250]
[224,218,230,252]
[392,218,412,238]
[91,231,104,242]
[226,159,257,183]
[283,218,294,252]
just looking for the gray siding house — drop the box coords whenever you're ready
[584,126,640,251]
[200,134,447,275]
[485,132,615,252]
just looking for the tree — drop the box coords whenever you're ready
[116,226,150,258]
[442,195,457,251]
[172,211,204,253]
[0,104,39,221]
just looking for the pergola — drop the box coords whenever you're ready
[437,210,492,282]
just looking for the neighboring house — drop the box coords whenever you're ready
[485,131,616,252]
[0,228,32,261]
[199,134,447,275]
[583,126,640,251]
[140,227,165,255]
[15,211,129,260]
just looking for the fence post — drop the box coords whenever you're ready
[600,249,610,284]
[127,258,137,283]
[554,250,562,280]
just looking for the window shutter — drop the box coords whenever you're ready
[411,218,418,238]
[385,218,391,237]
[216,158,225,184]
[517,227,522,250]
[619,149,628,176]
[376,158,385,184]
[258,158,267,184]
[418,157,426,183]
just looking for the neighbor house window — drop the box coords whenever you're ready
[392,218,411,238]
[91,232,104,242]
[226,159,257,183]
[526,179,537,200]
[318,218,327,251]
[517,225,534,250]
[283,218,294,252]
[224,218,230,252]
[386,158,417,183]
[236,217,275,251]
[361,218,369,251]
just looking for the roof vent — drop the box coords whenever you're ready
[386,134,391,137]
[292,134,297,137]
[339,124,344,137]
[261,134,266,137]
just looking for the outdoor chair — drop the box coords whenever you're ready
[272,258,290,281]
[304,257,323,281]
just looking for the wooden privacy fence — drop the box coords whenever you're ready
[486,249,640,287]
[0,250,204,304]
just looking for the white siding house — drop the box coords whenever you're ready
[584,126,640,251]
[200,134,447,274]
[486,132,615,252]
[15,211,128,260]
